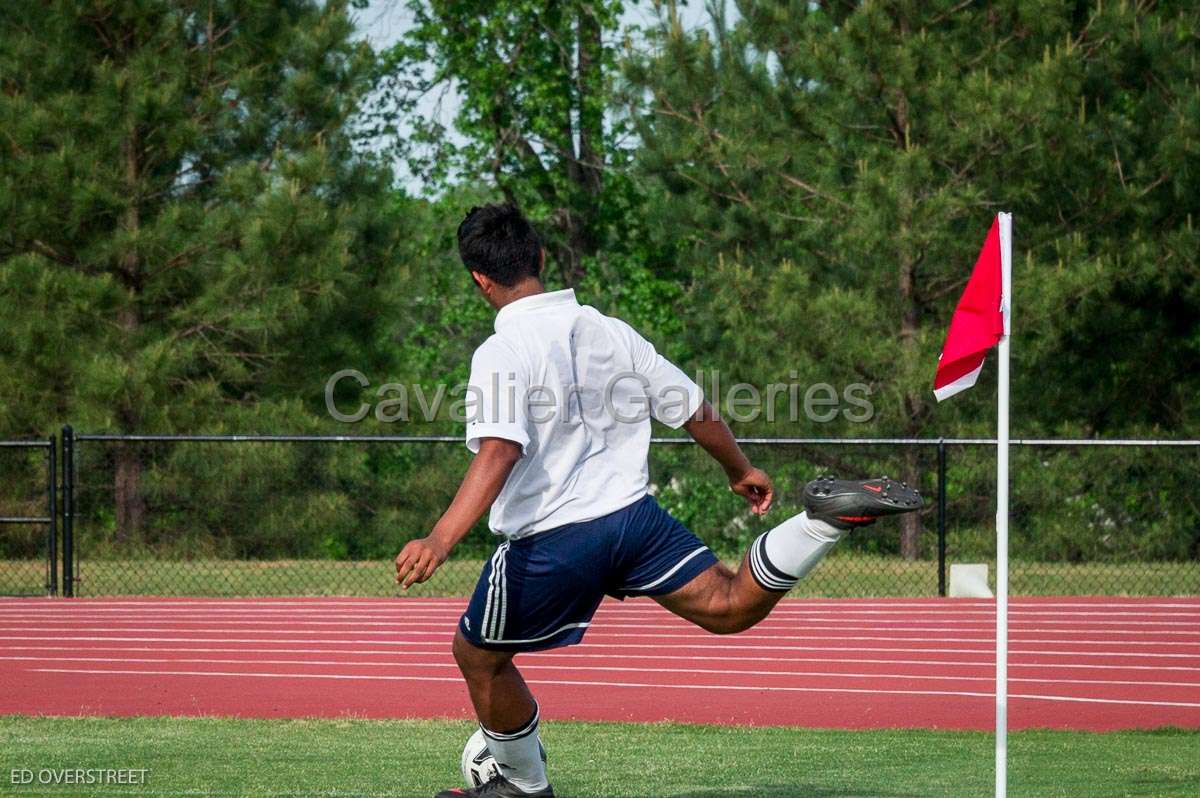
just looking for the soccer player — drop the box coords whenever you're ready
[395,205,923,798]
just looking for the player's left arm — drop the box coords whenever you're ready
[394,437,522,589]
[683,401,774,516]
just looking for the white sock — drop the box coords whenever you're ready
[481,704,548,793]
[748,511,845,592]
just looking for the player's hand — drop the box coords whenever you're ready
[729,467,774,516]
[394,536,450,590]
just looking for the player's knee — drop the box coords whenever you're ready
[693,595,757,635]
[452,630,509,682]
[696,617,734,635]
[451,630,482,676]
[700,613,756,635]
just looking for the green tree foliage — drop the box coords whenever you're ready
[624,0,1200,556]
[371,0,693,410]
[1,1,1196,569]
[375,0,664,288]
[0,0,404,537]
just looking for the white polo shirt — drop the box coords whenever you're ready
[464,289,703,538]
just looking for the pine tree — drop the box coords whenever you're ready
[626,0,1199,556]
[0,0,402,536]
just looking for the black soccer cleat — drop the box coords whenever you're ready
[803,475,923,530]
[435,776,555,798]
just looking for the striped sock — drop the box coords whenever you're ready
[748,512,845,592]
[481,704,548,793]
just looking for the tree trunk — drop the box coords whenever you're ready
[574,6,604,198]
[114,440,145,542]
[550,5,606,287]
[485,7,606,287]
[899,445,922,560]
[898,206,925,560]
[114,123,144,541]
[556,209,592,287]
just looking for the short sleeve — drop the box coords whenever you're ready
[612,319,704,429]
[464,338,531,454]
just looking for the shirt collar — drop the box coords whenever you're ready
[494,288,578,332]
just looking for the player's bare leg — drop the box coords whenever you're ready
[658,477,923,633]
[447,629,551,796]
[653,557,785,634]
[452,629,536,732]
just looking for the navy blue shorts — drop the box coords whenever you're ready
[459,495,718,652]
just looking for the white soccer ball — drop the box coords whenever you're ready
[461,729,501,788]
[460,728,548,788]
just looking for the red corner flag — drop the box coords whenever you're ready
[933,217,1006,401]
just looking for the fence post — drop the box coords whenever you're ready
[61,425,74,598]
[937,439,948,597]
[47,435,57,597]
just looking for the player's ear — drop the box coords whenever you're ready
[470,270,490,294]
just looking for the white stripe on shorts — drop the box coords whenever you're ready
[484,621,590,646]
[624,545,710,593]
[481,543,505,640]
[492,542,509,640]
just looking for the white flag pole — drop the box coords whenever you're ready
[995,212,1013,798]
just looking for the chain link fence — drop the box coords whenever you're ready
[53,432,1198,598]
[67,434,470,597]
[941,439,1200,595]
[0,438,56,596]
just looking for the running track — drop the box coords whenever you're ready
[1,597,1198,731]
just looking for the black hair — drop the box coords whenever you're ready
[456,204,542,287]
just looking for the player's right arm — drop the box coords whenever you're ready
[395,337,531,589]
[394,437,522,589]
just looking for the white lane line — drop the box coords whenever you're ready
[9,607,1200,619]
[0,604,1189,613]
[4,635,1199,658]
[6,621,1200,642]
[2,614,1196,630]
[1012,693,1200,709]
[5,619,1198,635]
[2,621,1199,639]
[0,600,960,609]
[7,656,1200,689]
[5,628,1196,649]
[4,625,1198,644]
[4,599,1196,610]
[2,615,1196,631]
[0,604,1195,614]
[26,667,1200,709]
[9,644,1200,672]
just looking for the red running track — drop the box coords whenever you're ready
[1,596,1198,731]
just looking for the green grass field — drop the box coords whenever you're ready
[3,556,1197,597]
[1,717,1197,797]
